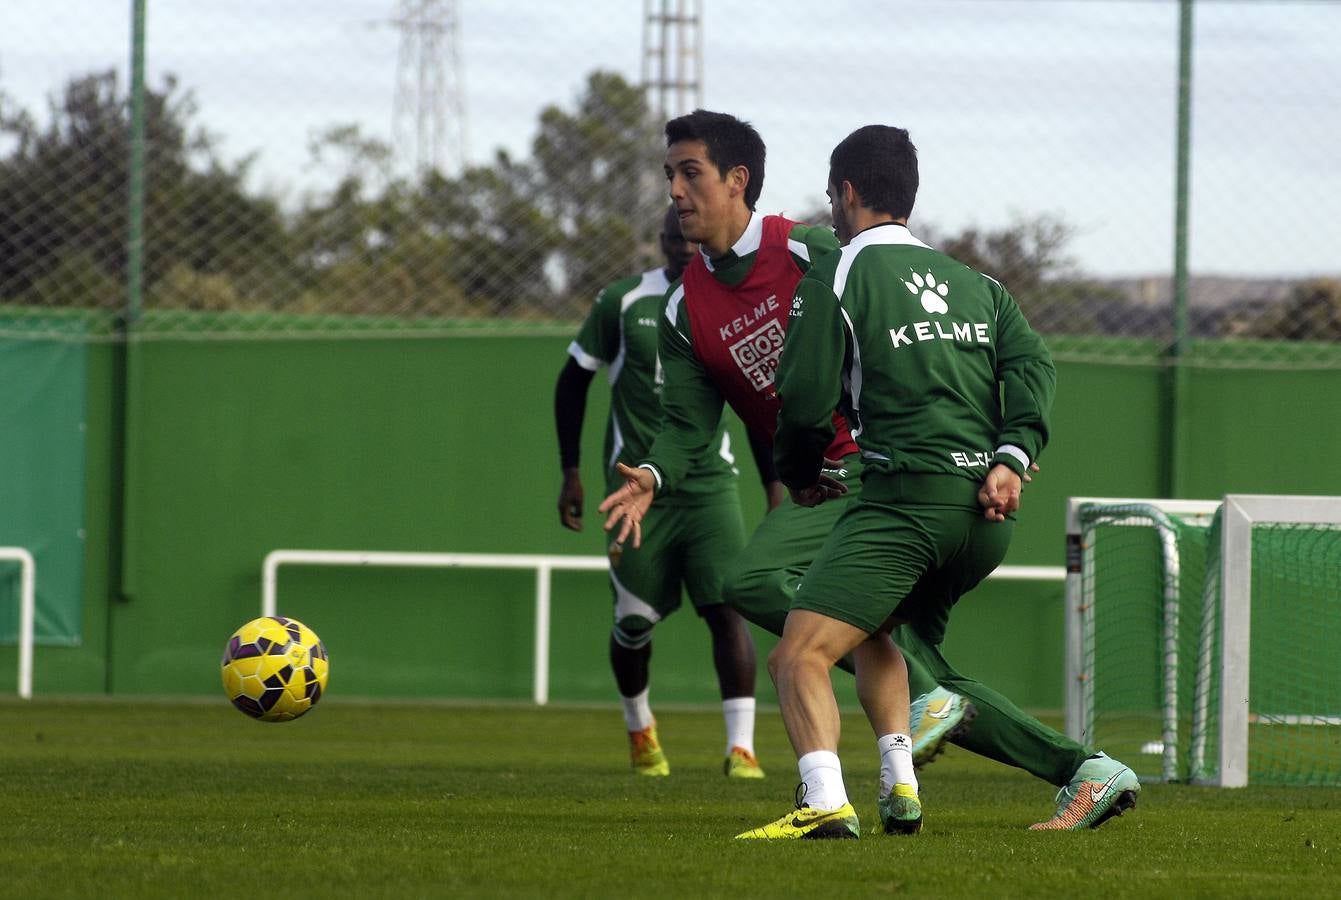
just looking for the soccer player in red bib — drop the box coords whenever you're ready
[598,110,1137,833]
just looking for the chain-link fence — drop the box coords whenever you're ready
[2,1,1338,364]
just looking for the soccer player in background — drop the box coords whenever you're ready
[739,124,1140,839]
[598,111,1140,832]
[554,203,766,779]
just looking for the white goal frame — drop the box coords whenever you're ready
[1064,497,1220,783]
[2,547,37,699]
[1213,495,1341,787]
[262,549,1062,706]
[1066,494,1341,787]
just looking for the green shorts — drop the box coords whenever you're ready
[606,496,747,628]
[794,472,1014,642]
[722,456,864,636]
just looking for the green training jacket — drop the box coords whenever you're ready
[774,222,1055,490]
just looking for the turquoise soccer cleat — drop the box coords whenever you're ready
[1029,752,1140,831]
[877,783,923,835]
[909,686,976,768]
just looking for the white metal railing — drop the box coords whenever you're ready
[261,549,1064,706]
[2,547,37,699]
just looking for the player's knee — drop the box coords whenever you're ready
[767,639,806,682]
[612,616,654,650]
[769,634,840,683]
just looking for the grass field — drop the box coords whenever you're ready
[2,697,1339,898]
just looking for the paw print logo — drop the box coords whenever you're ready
[903,271,949,315]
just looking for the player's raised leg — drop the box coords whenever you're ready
[897,628,1088,784]
[1028,752,1140,831]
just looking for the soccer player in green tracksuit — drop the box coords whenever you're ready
[739,124,1141,840]
[554,203,766,779]
[599,111,1140,836]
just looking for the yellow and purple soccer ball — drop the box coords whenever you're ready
[221,616,329,722]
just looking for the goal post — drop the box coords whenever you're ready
[1068,494,1341,787]
[1214,495,1341,787]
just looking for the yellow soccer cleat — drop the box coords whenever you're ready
[629,723,670,776]
[724,746,766,780]
[735,800,860,840]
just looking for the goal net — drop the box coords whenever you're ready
[1066,495,1341,787]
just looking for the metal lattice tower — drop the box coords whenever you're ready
[641,0,703,122]
[392,0,469,175]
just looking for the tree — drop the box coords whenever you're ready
[922,215,1113,335]
[531,71,663,311]
[1239,278,1341,341]
[416,151,562,315]
[0,71,293,314]
[0,68,676,322]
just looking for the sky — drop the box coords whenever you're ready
[2,0,1338,280]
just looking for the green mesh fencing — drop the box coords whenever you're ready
[1,1,1338,360]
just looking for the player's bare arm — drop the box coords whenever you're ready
[554,356,598,532]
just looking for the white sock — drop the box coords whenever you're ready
[878,733,917,795]
[797,750,849,811]
[621,688,654,732]
[722,697,756,755]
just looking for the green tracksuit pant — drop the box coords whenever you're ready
[721,457,1087,787]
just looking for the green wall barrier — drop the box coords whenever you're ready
[0,338,86,646]
[1,333,1338,713]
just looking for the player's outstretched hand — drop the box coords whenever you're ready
[597,463,656,548]
[788,473,848,508]
[978,463,1022,522]
[558,468,584,532]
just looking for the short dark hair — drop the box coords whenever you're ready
[828,125,919,220]
[665,109,766,210]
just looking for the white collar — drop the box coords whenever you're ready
[847,221,932,252]
[701,211,764,272]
